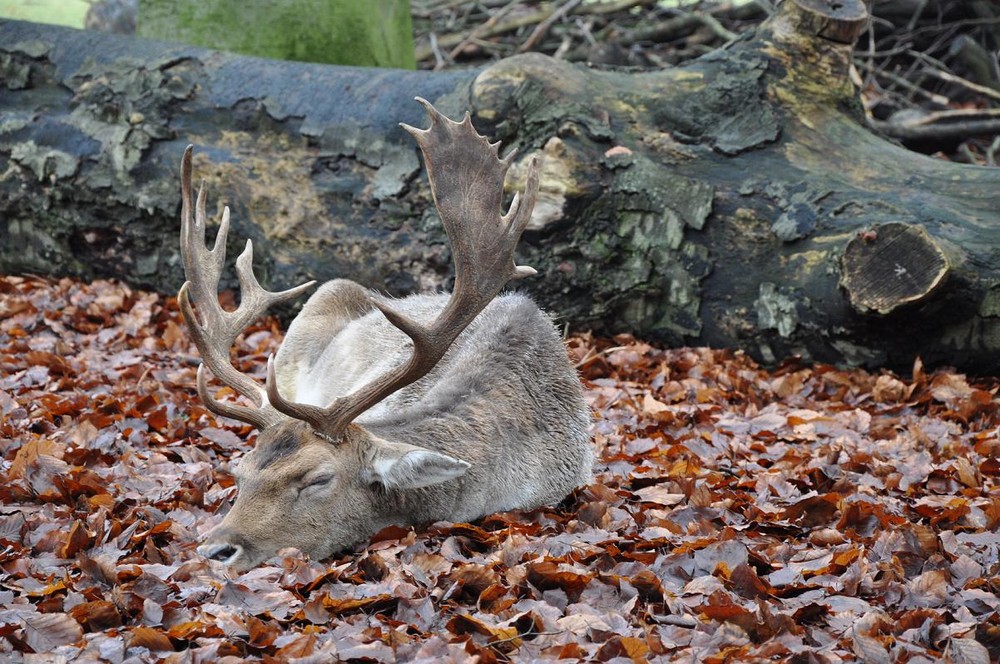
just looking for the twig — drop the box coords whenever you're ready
[429,32,447,70]
[625,13,703,45]
[416,0,487,15]
[957,143,979,164]
[575,0,649,15]
[987,136,1000,166]
[907,48,953,74]
[415,0,650,62]
[857,61,949,107]
[468,36,515,56]
[575,345,628,371]
[920,68,1000,103]
[901,108,1000,125]
[447,0,519,61]
[904,0,930,33]
[490,628,565,646]
[553,32,573,60]
[518,0,583,53]
[754,0,775,16]
[860,44,915,59]
[903,17,1000,41]
[863,19,875,92]
[623,3,762,47]
[870,113,1000,141]
[575,16,597,47]
[417,12,545,62]
[695,12,738,42]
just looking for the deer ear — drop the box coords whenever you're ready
[362,440,470,490]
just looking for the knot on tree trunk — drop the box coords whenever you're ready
[762,0,868,101]
[782,0,869,45]
[840,222,950,315]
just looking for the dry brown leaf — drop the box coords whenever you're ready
[902,569,950,609]
[69,601,122,631]
[8,438,63,479]
[642,393,671,415]
[322,594,396,616]
[128,626,174,652]
[21,612,84,652]
[633,484,686,506]
[727,563,774,599]
[852,632,890,664]
[872,374,908,403]
[595,635,650,663]
[276,632,318,658]
[946,637,991,664]
[930,373,973,406]
[447,613,521,651]
[526,561,592,602]
[165,621,225,640]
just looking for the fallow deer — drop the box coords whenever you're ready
[179,99,592,571]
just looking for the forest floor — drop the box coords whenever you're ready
[2,275,999,662]
[3,1,1000,662]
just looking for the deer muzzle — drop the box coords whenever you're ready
[197,525,259,570]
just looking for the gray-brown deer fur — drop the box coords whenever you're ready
[179,99,592,572]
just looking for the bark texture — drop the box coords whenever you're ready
[2,1,999,372]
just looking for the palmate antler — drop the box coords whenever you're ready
[265,98,540,439]
[179,98,540,439]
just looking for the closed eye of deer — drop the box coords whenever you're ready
[299,474,334,492]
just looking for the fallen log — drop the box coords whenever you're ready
[2,0,999,372]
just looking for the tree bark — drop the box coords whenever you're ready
[2,0,999,372]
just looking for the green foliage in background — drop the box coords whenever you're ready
[138,0,416,69]
[0,0,89,28]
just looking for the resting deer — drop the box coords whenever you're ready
[179,99,593,571]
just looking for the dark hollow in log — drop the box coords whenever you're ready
[2,0,1000,373]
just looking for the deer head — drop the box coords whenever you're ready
[179,99,541,571]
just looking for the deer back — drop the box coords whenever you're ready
[275,283,592,519]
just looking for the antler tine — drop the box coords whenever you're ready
[503,156,540,280]
[181,155,229,321]
[265,99,541,439]
[233,239,316,332]
[264,355,331,434]
[196,364,273,430]
[178,145,315,429]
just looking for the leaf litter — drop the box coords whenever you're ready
[1,274,999,662]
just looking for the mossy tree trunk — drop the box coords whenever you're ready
[137,0,415,69]
[2,0,999,372]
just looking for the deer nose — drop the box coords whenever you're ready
[197,541,243,564]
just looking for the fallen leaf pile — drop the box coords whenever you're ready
[2,274,999,662]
